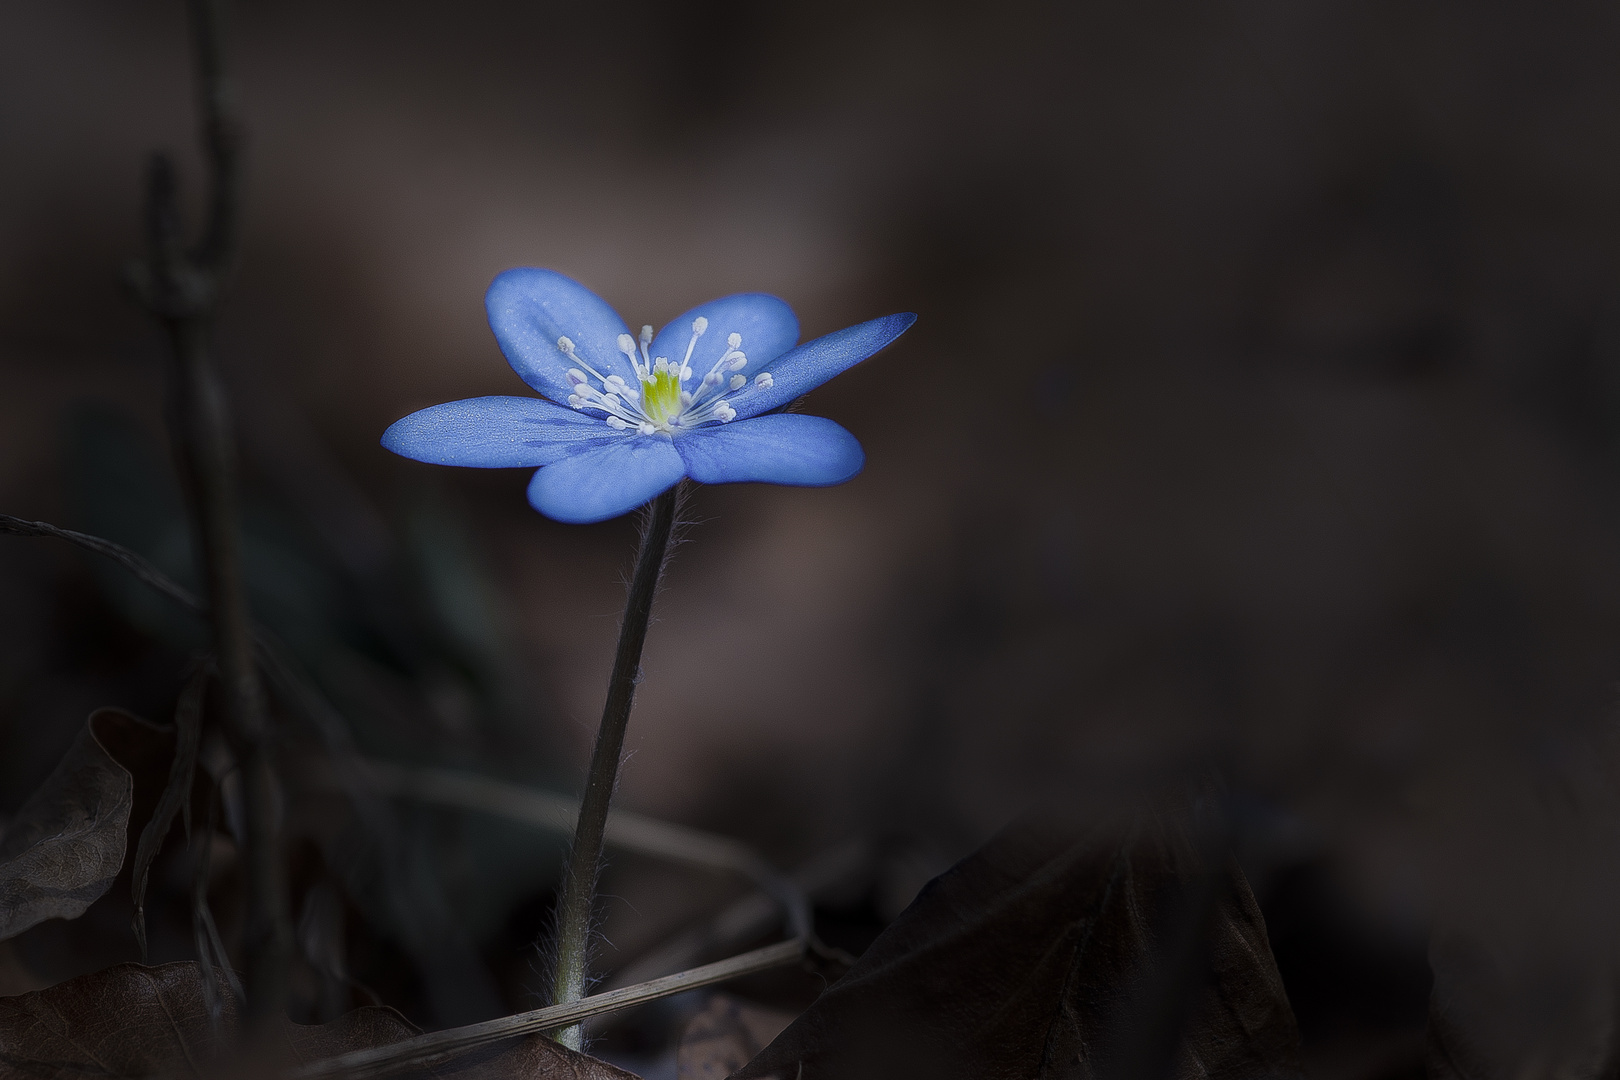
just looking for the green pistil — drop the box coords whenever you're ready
[641,369,682,426]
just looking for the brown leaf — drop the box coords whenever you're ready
[0,961,642,1080]
[677,994,796,1080]
[734,811,1303,1080]
[0,708,172,942]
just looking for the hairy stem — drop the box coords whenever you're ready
[551,487,679,1049]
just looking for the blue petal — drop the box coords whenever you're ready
[647,294,799,386]
[675,413,864,487]
[486,268,638,403]
[526,437,686,524]
[382,396,620,468]
[734,312,916,419]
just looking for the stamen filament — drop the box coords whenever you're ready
[559,322,755,433]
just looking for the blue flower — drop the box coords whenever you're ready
[382,269,916,524]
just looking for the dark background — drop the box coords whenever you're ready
[5,1,1620,1076]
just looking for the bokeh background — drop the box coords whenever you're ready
[6,1,1620,1076]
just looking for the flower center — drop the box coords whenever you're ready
[640,367,683,426]
[557,316,775,437]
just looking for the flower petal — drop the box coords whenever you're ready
[675,413,864,487]
[734,312,916,420]
[382,396,619,467]
[486,268,637,402]
[526,437,686,524]
[647,294,799,383]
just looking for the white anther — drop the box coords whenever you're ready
[567,394,583,408]
[728,356,747,371]
[680,390,694,406]
[703,371,722,387]
[692,316,709,335]
[754,372,774,390]
[638,421,657,435]
[727,332,741,348]
[640,325,653,344]
[604,393,621,406]
[730,374,746,390]
[566,369,589,386]
[717,403,736,422]
[654,357,669,373]
[557,336,575,353]
[679,362,693,379]
[607,416,628,430]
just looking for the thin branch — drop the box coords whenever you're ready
[186,0,241,273]
[288,939,806,1080]
[552,487,680,1049]
[125,0,289,1027]
[0,515,204,612]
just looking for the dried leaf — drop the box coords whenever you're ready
[735,812,1303,1080]
[678,995,796,1080]
[0,961,641,1080]
[132,663,207,959]
[0,708,170,942]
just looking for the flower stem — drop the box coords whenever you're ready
[552,486,680,1050]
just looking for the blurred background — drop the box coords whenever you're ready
[6,1,1620,1076]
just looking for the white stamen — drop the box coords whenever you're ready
[566,318,776,437]
[617,334,641,376]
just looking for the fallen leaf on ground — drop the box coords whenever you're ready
[0,708,174,942]
[677,994,796,1080]
[735,810,1303,1080]
[0,961,640,1080]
